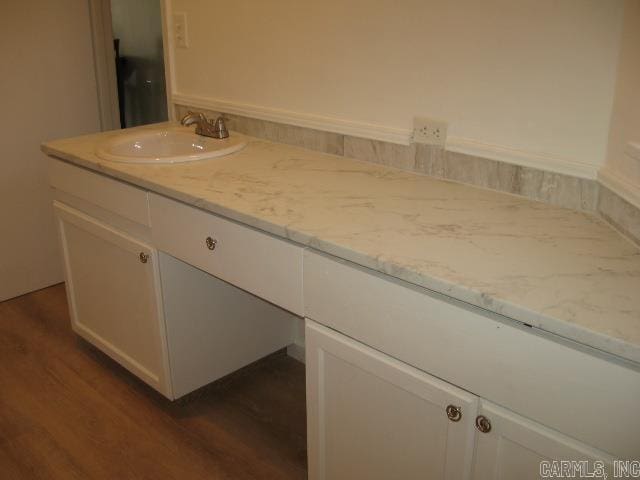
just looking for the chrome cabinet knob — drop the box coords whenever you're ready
[446,405,462,422]
[139,252,149,264]
[475,415,492,433]
[205,236,217,251]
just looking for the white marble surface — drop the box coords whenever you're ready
[43,124,640,363]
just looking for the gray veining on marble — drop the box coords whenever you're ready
[343,136,417,171]
[415,148,599,212]
[42,124,640,363]
[598,185,640,246]
[175,103,600,214]
[414,144,445,177]
[517,165,599,212]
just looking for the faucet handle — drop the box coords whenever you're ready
[211,116,229,139]
[207,115,229,124]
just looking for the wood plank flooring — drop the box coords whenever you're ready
[0,284,307,479]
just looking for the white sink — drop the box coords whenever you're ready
[95,128,247,164]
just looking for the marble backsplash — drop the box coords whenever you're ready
[598,185,640,245]
[174,104,639,245]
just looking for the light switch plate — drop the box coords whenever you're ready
[173,12,188,48]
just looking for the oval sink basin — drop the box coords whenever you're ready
[96,128,247,164]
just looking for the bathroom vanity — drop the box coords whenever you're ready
[44,124,640,479]
[50,159,298,399]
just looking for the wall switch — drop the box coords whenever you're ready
[173,13,188,48]
[413,117,448,146]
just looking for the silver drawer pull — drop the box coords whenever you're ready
[205,236,218,251]
[139,252,149,263]
[446,404,462,422]
[475,415,492,433]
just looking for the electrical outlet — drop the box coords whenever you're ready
[413,117,448,146]
[173,13,188,48]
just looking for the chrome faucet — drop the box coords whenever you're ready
[180,111,229,139]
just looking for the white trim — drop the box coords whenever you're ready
[87,0,120,131]
[161,0,176,121]
[171,93,598,179]
[598,166,640,209]
[171,93,413,144]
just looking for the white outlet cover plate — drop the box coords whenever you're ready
[413,116,448,146]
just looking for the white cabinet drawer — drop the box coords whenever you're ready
[49,158,150,226]
[150,194,304,315]
[304,250,640,459]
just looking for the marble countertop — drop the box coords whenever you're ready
[43,124,640,363]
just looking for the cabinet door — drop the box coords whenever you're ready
[471,400,615,480]
[54,202,171,397]
[306,320,478,480]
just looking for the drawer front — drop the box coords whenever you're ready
[49,158,150,226]
[150,194,304,316]
[304,250,640,459]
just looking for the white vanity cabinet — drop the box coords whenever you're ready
[46,151,639,478]
[307,320,618,480]
[304,249,640,478]
[49,158,298,400]
[470,400,614,480]
[54,202,171,396]
[306,321,478,480]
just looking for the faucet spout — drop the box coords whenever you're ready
[180,111,206,127]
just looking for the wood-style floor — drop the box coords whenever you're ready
[0,284,307,479]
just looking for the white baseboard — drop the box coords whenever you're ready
[286,342,305,364]
[171,92,598,180]
[598,167,640,209]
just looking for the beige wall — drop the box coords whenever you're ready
[169,0,623,177]
[0,0,101,300]
[601,0,640,206]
